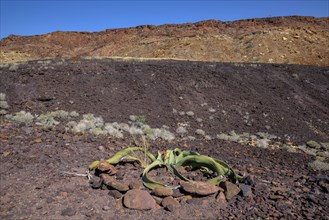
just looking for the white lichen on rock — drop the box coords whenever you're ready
[162,125,170,130]
[129,115,137,122]
[196,118,203,123]
[176,126,188,135]
[145,128,162,140]
[0,94,9,115]
[141,125,174,141]
[0,110,8,115]
[0,101,9,109]
[35,110,71,127]
[186,136,196,141]
[90,127,108,136]
[104,123,124,138]
[309,159,329,171]
[176,126,187,134]
[65,121,77,131]
[72,114,104,133]
[7,111,34,125]
[36,114,60,127]
[256,139,270,148]
[228,131,241,142]
[50,110,70,119]
[179,111,186,116]
[69,111,79,117]
[217,133,230,141]
[119,123,130,132]
[297,145,317,156]
[158,128,175,141]
[0,93,7,101]
[128,125,144,136]
[195,129,206,136]
[217,131,241,143]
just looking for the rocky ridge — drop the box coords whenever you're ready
[1,16,328,66]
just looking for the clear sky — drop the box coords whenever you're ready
[1,0,328,39]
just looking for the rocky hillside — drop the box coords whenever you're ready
[1,16,328,66]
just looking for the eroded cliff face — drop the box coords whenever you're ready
[1,16,328,66]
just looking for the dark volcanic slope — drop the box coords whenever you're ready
[1,59,329,220]
[1,59,328,143]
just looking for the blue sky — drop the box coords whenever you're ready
[1,0,328,39]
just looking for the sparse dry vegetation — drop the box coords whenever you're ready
[0,29,328,219]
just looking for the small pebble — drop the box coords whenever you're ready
[129,180,143,189]
[172,188,185,198]
[102,206,110,211]
[61,207,76,217]
[195,129,205,136]
[108,190,122,199]
[165,204,175,212]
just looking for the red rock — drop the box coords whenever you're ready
[220,181,241,200]
[129,180,143,190]
[100,174,129,192]
[216,191,227,208]
[152,186,174,197]
[161,196,179,208]
[181,181,220,196]
[97,160,116,174]
[123,189,156,210]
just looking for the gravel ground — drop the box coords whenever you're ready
[0,59,328,219]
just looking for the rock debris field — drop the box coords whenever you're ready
[0,58,329,219]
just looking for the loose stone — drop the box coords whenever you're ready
[61,207,76,217]
[161,196,179,208]
[239,183,252,197]
[108,190,122,199]
[100,174,129,192]
[181,181,220,196]
[152,186,174,197]
[123,189,156,210]
[220,181,241,200]
[216,191,227,207]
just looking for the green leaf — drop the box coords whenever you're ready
[142,159,166,189]
[88,160,100,171]
[106,147,156,165]
[174,155,232,185]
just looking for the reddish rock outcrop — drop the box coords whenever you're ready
[1,16,328,66]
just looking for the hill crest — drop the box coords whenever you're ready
[1,16,328,66]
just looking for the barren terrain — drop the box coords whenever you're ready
[1,16,328,66]
[0,58,328,219]
[1,15,329,220]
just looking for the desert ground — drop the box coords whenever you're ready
[0,58,328,219]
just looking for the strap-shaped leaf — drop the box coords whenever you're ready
[88,160,101,171]
[164,149,199,164]
[106,147,156,164]
[89,147,156,171]
[142,159,166,189]
[173,155,232,185]
[213,158,242,182]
